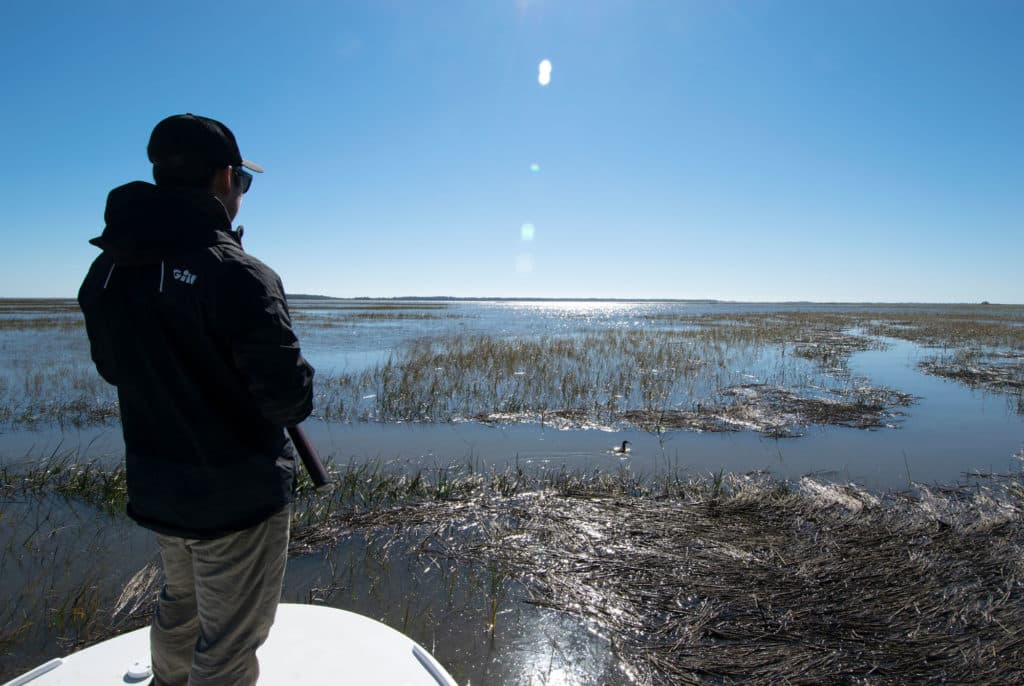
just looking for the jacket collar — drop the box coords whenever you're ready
[90,181,239,263]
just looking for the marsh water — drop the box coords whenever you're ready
[4,300,1022,487]
[1,299,1023,683]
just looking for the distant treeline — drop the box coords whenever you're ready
[282,296,1011,305]
[286,294,723,303]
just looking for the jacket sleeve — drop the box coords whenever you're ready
[217,259,315,427]
[78,255,119,386]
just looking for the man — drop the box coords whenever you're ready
[78,113,315,685]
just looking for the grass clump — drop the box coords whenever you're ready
[1,457,127,515]
[921,349,1024,392]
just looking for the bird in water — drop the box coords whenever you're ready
[612,440,631,454]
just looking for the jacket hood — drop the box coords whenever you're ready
[90,181,236,263]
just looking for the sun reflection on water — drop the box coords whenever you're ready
[506,300,655,320]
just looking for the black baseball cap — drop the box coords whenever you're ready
[147,113,264,174]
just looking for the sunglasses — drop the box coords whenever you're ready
[232,166,253,194]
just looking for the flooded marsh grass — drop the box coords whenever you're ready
[292,312,465,327]
[0,300,84,333]
[645,308,1024,354]
[1,457,128,513]
[3,300,1024,682]
[0,300,82,315]
[0,489,152,677]
[920,348,1024,391]
[0,458,640,682]
[4,301,1023,433]
[640,308,1024,414]
[306,327,913,437]
[920,348,1024,413]
[8,458,1024,683]
[291,300,452,311]
[0,363,117,428]
[619,383,914,437]
[0,317,84,332]
[286,468,1024,685]
[862,312,1024,350]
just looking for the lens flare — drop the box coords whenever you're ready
[530,163,540,173]
[521,223,536,241]
[516,254,535,273]
[538,59,552,86]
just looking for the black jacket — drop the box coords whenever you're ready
[78,181,314,539]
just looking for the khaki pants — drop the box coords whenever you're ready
[150,506,291,686]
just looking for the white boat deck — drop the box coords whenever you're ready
[5,603,457,685]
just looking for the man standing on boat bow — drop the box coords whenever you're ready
[78,114,314,685]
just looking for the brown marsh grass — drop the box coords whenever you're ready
[10,457,1019,684]
[0,316,84,331]
[292,312,464,326]
[0,299,80,314]
[862,312,1024,350]
[289,301,451,311]
[289,467,1024,685]
[919,348,1024,414]
[643,309,1024,352]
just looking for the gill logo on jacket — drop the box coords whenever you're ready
[173,268,198,285]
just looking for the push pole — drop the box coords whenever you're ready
[287,425,332,490]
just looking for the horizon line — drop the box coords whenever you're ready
[2,295,1018,307]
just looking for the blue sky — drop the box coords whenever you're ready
[1,1,1021,302]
